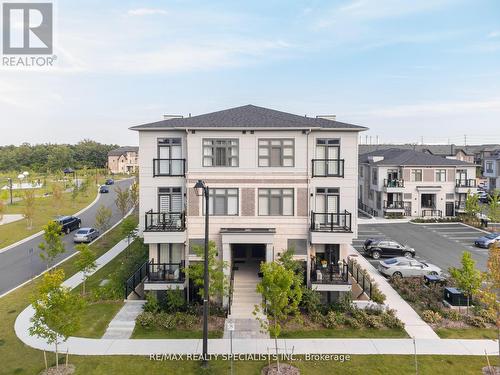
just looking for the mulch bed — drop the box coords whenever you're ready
[262,363,300,375]
[39,364,75,375]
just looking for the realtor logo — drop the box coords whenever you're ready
[2,2,53,55]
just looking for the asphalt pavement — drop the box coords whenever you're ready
[0,178,133,296]
[353,222,490,273]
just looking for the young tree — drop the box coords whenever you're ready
[23,188,36,229]
[94,204,113,233]
[129,181,139,208]
[114,185,130,217]
[29,269,85,370]
[70,181,79,204]
[186,240,229,303]
[487,190,500,223]
[121,216,138,248]
[52,183,64,214]
[465,191,480,219]
[39,221,65,269]
[74,244,97,295]
[254,261,303,371]
[449,251,483,314]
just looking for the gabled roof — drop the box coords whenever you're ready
[360,144,500,156]
[108,146,139,157]
[359,148,476,167]
[129,104,367,131]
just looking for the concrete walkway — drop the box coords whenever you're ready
[102,300,145,339]
[347,246,439,339]
[359,217,412,224]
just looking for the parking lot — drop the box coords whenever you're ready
[353,222,490,273]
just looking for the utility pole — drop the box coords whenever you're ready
[464,134,467,146]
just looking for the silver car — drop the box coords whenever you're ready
[73,227,100,243]
[378,257,442,278]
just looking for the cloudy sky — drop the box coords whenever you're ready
[1,0,499,146]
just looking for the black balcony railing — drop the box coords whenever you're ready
[311,261,349,284]
[455,201,466,210]
[144,210,185,232]
[384,200,405,209]
[153,158,186,177]
[384,179,405,188]
[311,159,345,177]
[147,260,185,283]
[358,200,379,217]
[310,210,352,232]
[125,260,148,299]
[422,209,442,218]
[455,179,477,188]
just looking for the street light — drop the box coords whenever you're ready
[6,178,13,204]
[194,179,209,366]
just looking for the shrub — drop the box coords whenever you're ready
[324,311,345,328]
[309,309,326,326]
[422,310,443,323]
[350,308,369,326]
[465,314,487,328]
[344,317,362,329]
[475,309,496,325]
[164,290,185,313]
[136,311,199,330]
[300,287,322,314]
[442,309,462,322]
[365,305,384,316]
[143,292,160,313]
[329,292,353,314]
[380,312,405,329]
[364,315,383,329]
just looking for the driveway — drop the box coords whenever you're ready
[353,222,489,273]
[0,178,133,296]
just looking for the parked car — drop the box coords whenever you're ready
[99,185,109,193]
[54,216,81,234]
[378,257,441,278]
[105,178,114,185]
[73,227,100,243]
[364,238,415,259]
[474,233,500,248]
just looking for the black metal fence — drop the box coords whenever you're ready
[310,210,352,232]
[311,261,349,284]
[455,179,476,188]
[144,210,185,232]
[422,209,443,218]
[383,200,405,209]
[148,260,185,283]
[347,258,372,300]
[384,179,405,188]
[124,260,148,299]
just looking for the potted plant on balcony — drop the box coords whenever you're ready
[320,259,328,269]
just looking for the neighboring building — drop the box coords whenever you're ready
[358,148,477,218]
[130,104,367,305]
[107,146,139,174]
[483,151,500,191]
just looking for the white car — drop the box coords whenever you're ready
[378,257,442,278]
[73,227,100,243]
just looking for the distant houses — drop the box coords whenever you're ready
[107,146,139,174]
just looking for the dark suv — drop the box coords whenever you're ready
[55,216,81,234]
[363,238,415,259]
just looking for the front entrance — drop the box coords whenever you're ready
[446,202,455,217]
[232,244,266,262]
[421,193,436,209]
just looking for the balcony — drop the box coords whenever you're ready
[383,200,405,211]
[144,260,186,291]
[311,159,345,177]
[309,211,353,244]
[383,179,405,192]
[143,210,186,244]
[153,158,186,177]
[455,201,466,212]
[310,261,351,292]
[456,179,477,193]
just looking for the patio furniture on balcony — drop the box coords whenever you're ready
[144,210,185,232]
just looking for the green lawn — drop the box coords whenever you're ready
[281,328,408,339]
[0,188,98,249]
[132,326,224,339]
[72,301,124,338]
[436,328,498,339]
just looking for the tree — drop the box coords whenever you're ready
[115,186,130,217]
[487,190,500,223]
[121,216,138,248]
[22,188,36,229]
[0,199,5,223]
[94,204,112,233]
[449,251,483,314]
[254,261,303,372]
[29,269,85,370]
[129,181,139,208]
[74,244,97,295]
[39,221,65,269]
[51,183,63,214]
[186,240,229,303]
[465,191,480,219]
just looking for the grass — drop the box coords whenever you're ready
[436,327,498,339]
[72,301,124,338]
[0,188,98,249]
[280,328,408,339]
[132,325,224,339]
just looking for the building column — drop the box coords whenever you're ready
[222,242,231,308]
[265,243,274,263]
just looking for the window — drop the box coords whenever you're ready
[204,188,238,216]
[411,169,422,182]
[258,139,294,167]
[368,189,374,200]
[203,139,238,167]
[359,165,364,177]
[435,169,447,182]
[486,161,493,173]
[372,168,378,185]
[315,188,340,213]
[156,138,183,175]
[258,188,294,215]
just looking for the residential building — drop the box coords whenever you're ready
[130,104,367,305]
[107,146,139,174]
[358,148,477,218]
[483,151,500,191]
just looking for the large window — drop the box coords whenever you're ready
[411,169,423,182]
[156,138,183,176]
[372,168,378,185]
[204,188,238,216]
[486,161,494,173]
[203,139,239,167]
[258,139,294,167]
[435,169,447,182]
[258,188,294,216]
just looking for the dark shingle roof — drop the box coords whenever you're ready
[359,148,476,166]
[129,104,367,131]
[360,144,499,156]
[108,146,139,156]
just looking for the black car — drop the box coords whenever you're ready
[99,185,109,193]
[363,238,415,259]
[54,216,81,234]
[105,179,114,185]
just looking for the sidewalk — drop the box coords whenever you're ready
[103,300,145,339]
[359,217,412,224]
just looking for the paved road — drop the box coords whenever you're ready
[353,223,489,273]
[0,178,133,295]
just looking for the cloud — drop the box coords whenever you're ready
[127,8,168,16]
[487,31,500,38]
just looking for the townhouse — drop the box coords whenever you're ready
[358,148,477,218]
[107,146,139,174]
[483,151,500,191]
[130,105,367,305]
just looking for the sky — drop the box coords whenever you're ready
[0,0,499,146]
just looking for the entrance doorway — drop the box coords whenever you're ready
[232,244,266,262]
[421,193,436,209]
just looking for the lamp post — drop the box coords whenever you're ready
[7,178,13,204]
[194,179,209,367]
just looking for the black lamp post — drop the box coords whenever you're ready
[194,179,209,366]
